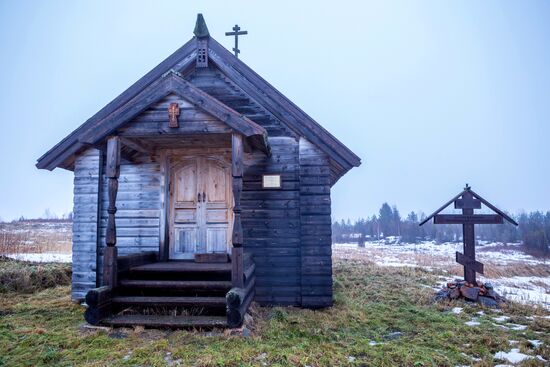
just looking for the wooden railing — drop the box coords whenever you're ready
[226,253,255,328]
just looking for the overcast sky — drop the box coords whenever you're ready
[0,1,549,221]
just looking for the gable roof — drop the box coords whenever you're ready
[419,185,518,226]
[37,15,361,180]
[36,39,198,171]
[78,71,268,151]
[207,38,361,173]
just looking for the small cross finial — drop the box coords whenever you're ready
[225,24,248,58]
[465,183,471,191]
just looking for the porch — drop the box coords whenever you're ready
[85,131,258,329]
[85,252,255,328]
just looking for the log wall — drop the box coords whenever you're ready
[96,158,161,285]
[72,148,102,301]
[299,138,333,307]
[242,137,302,305]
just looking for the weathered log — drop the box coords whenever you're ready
[102,246,118,288]
[85,302,113,325]
[227,289,254,328]
[231,247,244,288]
[243,263,256,284]
[243,252,253,269]
[85,286,112,308]
[117,251,158,274]
[226,276,256,308]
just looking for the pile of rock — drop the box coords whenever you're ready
[435,279,505,307]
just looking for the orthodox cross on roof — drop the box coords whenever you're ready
[420,184,518,284]
[225,24,248,58]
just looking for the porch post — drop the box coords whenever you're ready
[231,133,244,288]
[103,136,120,288]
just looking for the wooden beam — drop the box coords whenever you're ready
[461,192,478,283]
[231,133,243,246]
[454,198,481,209]
[456,252,484,274]
[119,137,153,155]
[105,136,121,179]
[103,136,120,288]
[169,75,266,138]
[469,188,519,226]
[433,214,503,225]
[419,189,467,226]
[231,133,244,288]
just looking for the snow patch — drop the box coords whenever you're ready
[5,253,72,263]
[451,307,463,314]
[333,242,550,309]
[507,323,527,331]
[494,349,532,364]
[528,339,542,348]
[492,316,510,323]
[465,319,480,326]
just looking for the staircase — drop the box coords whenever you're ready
[86,260,231,328]
[85,252,255,329]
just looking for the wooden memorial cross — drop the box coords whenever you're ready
[420,184,518,284]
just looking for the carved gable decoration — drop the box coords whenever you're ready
[168,103,180,128]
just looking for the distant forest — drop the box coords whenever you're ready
[333,203,550,257]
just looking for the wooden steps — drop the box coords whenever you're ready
[112,296,226,307]
[118,279,232,290]
[130,261,231,273]
[86,260,253,329]
[102,314,227,329]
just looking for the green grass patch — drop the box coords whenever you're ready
[0,257,71,294]
[0,258,548,366]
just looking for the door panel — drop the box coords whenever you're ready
[202,158,232,253]
[174,210,197,223]
[206,227,227,253]
[175,163,197,205]
[169,156,232,259]
[176,227,198,254]
[206,209,229,223]
[169,160,199,259]
[207,162,228,203]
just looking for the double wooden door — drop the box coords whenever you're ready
[169,156,232,259]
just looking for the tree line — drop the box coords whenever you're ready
[332,203,550,257]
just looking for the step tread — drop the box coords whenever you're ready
[102,314,227,328]
[112,295,226,307]
[118,279,232,289]
[130,261,231,273]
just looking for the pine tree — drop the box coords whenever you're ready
[378,203,393,238]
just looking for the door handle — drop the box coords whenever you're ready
[197,192,201,202]
[202,192,206,202]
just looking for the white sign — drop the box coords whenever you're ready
[262,174,281,189]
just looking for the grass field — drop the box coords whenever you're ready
[0,220,71,255]
[1,257,549,367]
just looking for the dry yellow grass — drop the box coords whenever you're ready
[0,221,71,255]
